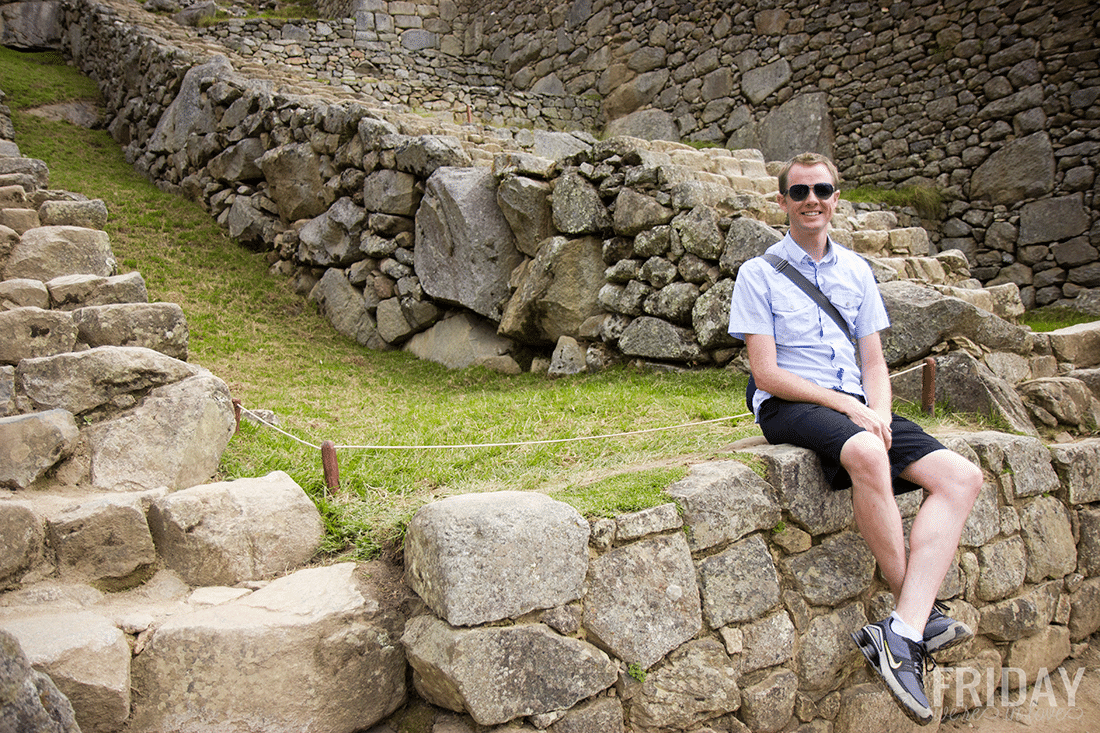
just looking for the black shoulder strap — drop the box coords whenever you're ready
[760,253,858,356]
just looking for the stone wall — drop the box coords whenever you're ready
[395,433,1100,732]
[450,0,1100,304]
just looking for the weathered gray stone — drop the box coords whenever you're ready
[402,616,615,726]
[547,335,586,377]
[0,502,43,583]
[617,316,702,362]
[614,503,681,542]
[0,610,130,733]
[664,459,780,552]
[834,682,914,733]
[552,169,612,235]
[740,668,797,733]
[911,350,1037,436]
[1047,320,1100,368]
[746,443,853,535]
[719,217,783,275]
[38,199,108,229]
[797,602,867,692]
[692,278,737,350]
[699,534,781,627]
[1018,194,1090,246]
[976,535,1027,602]
[1019,377,1099,429]
[259,142,332,221]
[72,302,188,360]
[629,638,740,730]
[979,582,1060,641]
[964,432,1060,500]
[612,188,673,237]
[415,166,522,321]
[0,627,80,733]
[583,532,701,669]
[758,92,833,164]
[147,56,229,155]
[644,281,699,324]
[18,345,201,415]
[496,175,554,258]
[206,137,265,181]
[4,226,114,282]
[131,563,406,733]
[405,492,588,626]
[498,236,604,345]
[1069,577,1100,641]
[394,135,472,177]
[363,169,422,217]
[1078,506,1100,577]
[83,373,235,491]
[405,312,515,370]
[603,108,678,142]
[741,610,796,674]
[970,131,1054,205]
[47,492,157,582]
[296,197,366,267]
[309,268,381,348]
[1003,624,1070,687]
[0,307,76,364]
[546,695,623,733]
[148,470,323,586]
[1018,495,1076,582]
[0,277,48,309]
[0,409,79,490]
[784,531,876,607]
[46,271,148,310]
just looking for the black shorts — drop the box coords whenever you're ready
[758,396,946,495]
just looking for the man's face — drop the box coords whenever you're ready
[778,162,839,239]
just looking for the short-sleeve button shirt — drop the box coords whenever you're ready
[728,234,890,417]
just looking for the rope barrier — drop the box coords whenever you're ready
[231,357,937,490]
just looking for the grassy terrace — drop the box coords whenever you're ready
[3,47,1086,562]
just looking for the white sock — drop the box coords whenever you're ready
[890,612,923,642]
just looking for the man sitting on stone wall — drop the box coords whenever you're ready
[727,152,984,725]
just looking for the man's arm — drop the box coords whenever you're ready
[745,331,893,449]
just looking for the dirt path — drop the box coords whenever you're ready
[941,643,1100,732]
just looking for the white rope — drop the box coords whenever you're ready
[237,360,929,452]
[238,404,752,452]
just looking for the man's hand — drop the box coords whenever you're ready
[840,395,892,450]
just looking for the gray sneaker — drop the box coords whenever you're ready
[924,601,973,654]
[852,619,935,725]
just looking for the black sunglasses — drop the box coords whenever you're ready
[781,182,836,201]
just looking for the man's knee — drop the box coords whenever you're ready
[840,431,890,475]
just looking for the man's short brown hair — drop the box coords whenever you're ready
[777,152,840,193]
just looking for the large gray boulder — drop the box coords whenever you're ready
[129,563,407,733]
[415,166,523,321]
[879,281,1032,366]
[308,268,383,348]
[47,492,159,583]
[665,459,781,552]
[402,616,616,726]
[404,491,589,626]
[147,470,323,586]
[970,131,1054,205]
[498,236,605,345]
[0,409,79,489]
[0,628,80,733]
[46,271,148,310]
[404,311,518,370]
[81,373,236,491]
[583,532,701,669]
[72,302,189,360]
[496,173,555,257]
[0,502,44,583]
[0,610,131,733]
[0,306,77,364]
[147,56,230,156]
[259,142,332,222]
[915,350,1037,436]
[4,226,115,281]
[17,345,203,415]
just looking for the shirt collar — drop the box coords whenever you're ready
[777,233,839,267]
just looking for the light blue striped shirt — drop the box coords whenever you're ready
[728,234,890,417]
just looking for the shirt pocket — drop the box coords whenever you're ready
[823,282,863,327]
[771,295,818,343]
